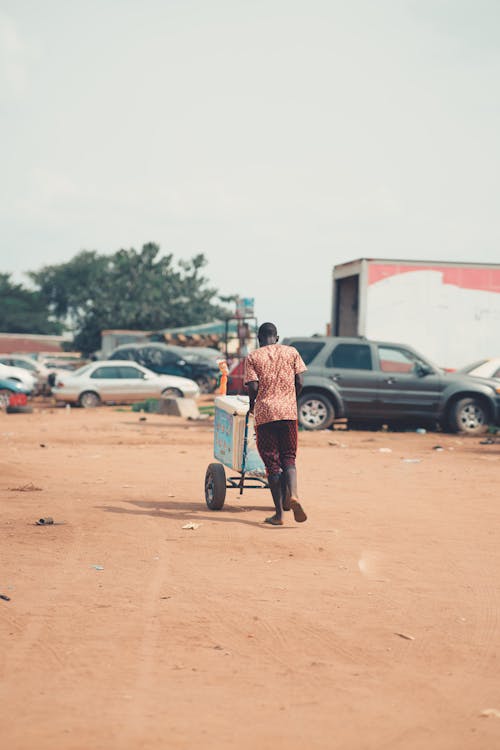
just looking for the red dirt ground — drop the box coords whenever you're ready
[1,407,500,749]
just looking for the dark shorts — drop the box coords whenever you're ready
[256,420,298,476]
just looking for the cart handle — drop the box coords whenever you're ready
[239,410,251,495]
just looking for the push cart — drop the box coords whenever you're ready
[204,395,268,510]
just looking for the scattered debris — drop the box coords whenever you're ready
[139,417,147,422]
[379,448,392,453]
[394,632,415,641]
[415,428,427,434]
[402,458,422,464]
[8,482,42,492]
[432,445,444,451]
[39,443,46,448]
[182,522,200,530]
[480,438,495,445]
[91,565,104,571]
[0,594,11,602]
[36,517,54,525]
[480,709,500,719]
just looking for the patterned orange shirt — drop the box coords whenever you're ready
[244,344,307,426]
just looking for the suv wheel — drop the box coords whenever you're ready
[448,396,489,435]
[298,392,335,430]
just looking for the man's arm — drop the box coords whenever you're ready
[246,380,259,413]
[295,373,303,399]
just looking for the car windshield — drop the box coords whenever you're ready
[71,364,93,376]
[182,351,217,364]
[457,359,489,374]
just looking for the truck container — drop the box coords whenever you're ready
[332,259,500,369]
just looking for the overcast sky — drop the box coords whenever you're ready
[1,0,499,336]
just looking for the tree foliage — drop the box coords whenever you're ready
[29,243,230,354]
[0,273,62,335]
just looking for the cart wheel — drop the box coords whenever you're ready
[205,463,226,510]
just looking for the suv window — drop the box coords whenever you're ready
[378,346,417,373]
[142,347,179,368]
[288,341,325,365]
[326,343,372,370]
[91,366,121,379]
[112,348,136,361]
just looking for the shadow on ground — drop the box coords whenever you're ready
[95,498,298,530]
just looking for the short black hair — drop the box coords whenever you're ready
[258,322,278,339]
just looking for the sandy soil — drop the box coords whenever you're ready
[1,406,500,750]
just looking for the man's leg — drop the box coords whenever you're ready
[256,422,283,525]
[278,421,307,523]
[280,472,291,511]
[267,473,284,524]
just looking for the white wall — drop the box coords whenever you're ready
[365,270,500,368]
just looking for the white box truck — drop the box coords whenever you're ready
[331,259,500,369]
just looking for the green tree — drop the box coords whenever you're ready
[0,273,62,334]
[30,243,230,354]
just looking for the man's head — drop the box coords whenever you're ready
[258,322,278,347]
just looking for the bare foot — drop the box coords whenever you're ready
[264,515,284,526]
[290,499,307,523]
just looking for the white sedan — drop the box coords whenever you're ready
[460,358,500,381]
[0,363,36,393]
[0,354,55,394]
[52,360,200,407]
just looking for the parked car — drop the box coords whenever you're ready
[52,360,199,407]
[0,354,54,394]
[458,358,500,381]
[108,343,220,393]
[0,377,30,411]
[282,336,500,434]
[0,363,36,394]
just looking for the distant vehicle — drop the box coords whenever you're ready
[0,363,36,393]
[183,347,224,363]
[40,356,86,371]
[459,358,500,381]
[0,377,30,410]
[0,355,54,393]
[282,336,500,435]
[109,343,220,393]
[52,360,200,408]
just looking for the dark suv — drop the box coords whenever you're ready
[283,337,500,434]
[109,343,220,393]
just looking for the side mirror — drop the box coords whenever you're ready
[178,360,186,366]
[415,363,433,377]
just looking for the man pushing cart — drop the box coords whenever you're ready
[204,322,308,526]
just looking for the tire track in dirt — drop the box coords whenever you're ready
[112,522,175,748]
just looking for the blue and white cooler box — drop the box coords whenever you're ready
[214,395,266,476]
